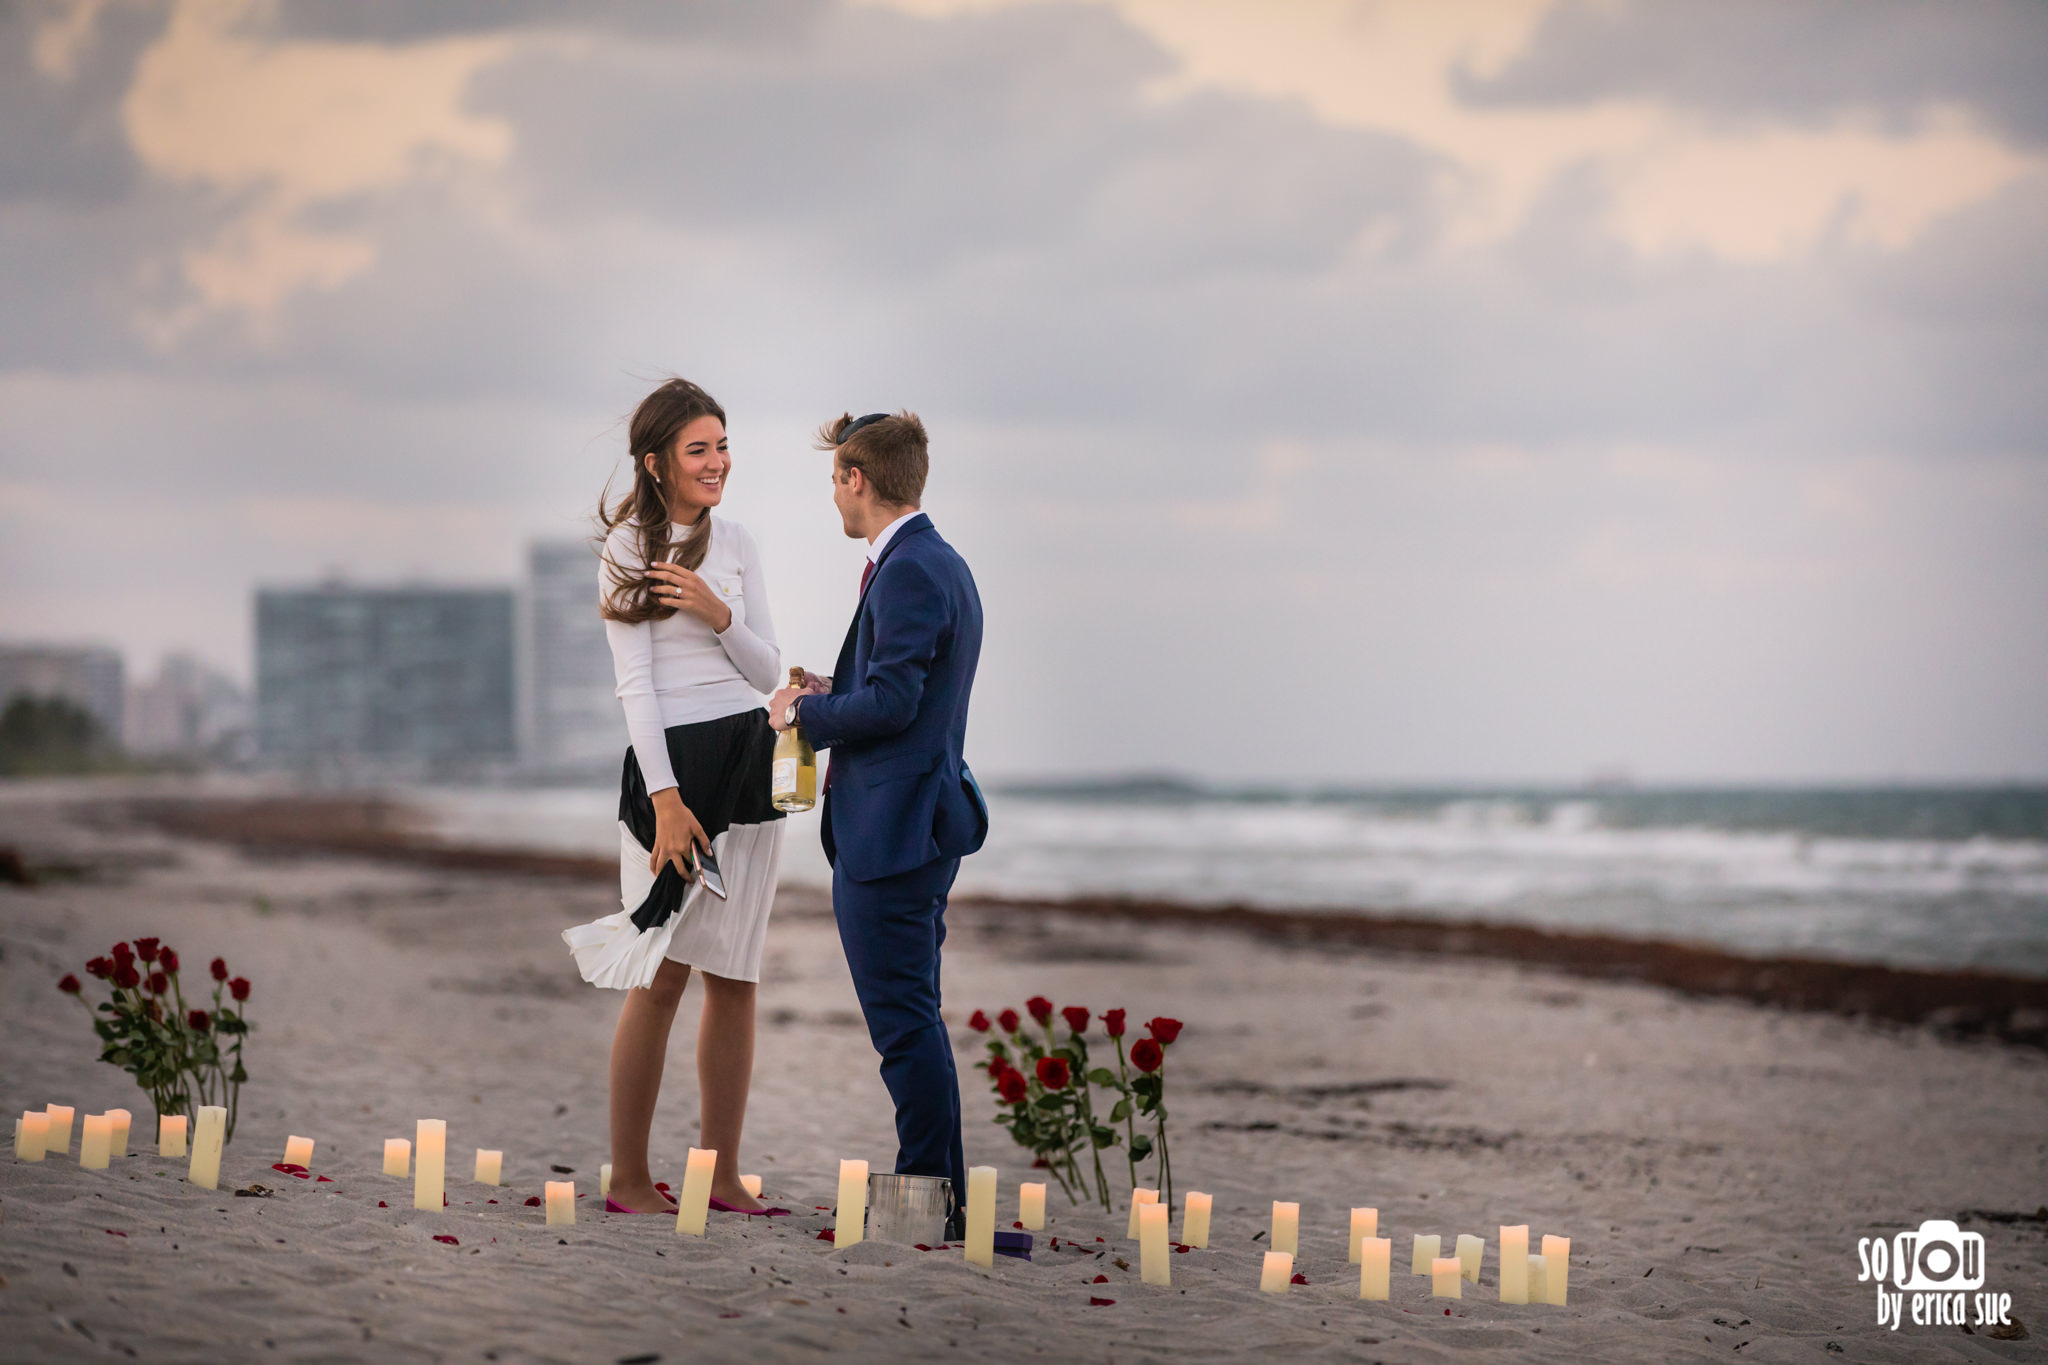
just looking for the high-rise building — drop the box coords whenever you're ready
[0,644,126,744]
[520,539,626,779]
[255,585,516,778]
[126,654,253,762]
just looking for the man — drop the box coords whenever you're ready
[767,410,987,1222]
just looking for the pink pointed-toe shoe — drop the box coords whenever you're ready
[709,1195,791,1217]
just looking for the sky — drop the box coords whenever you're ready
[2,0,2045,784]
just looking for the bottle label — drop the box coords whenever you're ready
[771,758,797,794]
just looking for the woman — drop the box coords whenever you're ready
[562,377,788,1216]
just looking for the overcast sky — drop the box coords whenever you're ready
[3,0,2045,783]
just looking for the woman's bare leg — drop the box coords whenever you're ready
[697,971,763,1209]
[607,958,690,1211]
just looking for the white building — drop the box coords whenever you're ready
[0,644,126,744]
[520,539,627,780]
[126,654,253,762]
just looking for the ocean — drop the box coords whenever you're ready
[410,781,2048,978]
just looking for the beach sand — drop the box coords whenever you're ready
[3,783,2044,1363]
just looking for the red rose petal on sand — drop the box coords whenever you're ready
[914,1244,932,1252]
[1092,1274,1108,1283]
[524,1196,542,1207]
[1090,1297,1116,1307]
[378,1201,388,1208]
[1291,1272,1308,1285]
[655,1182,671,1194]
[105,1229,127,1237]
[433,1235,459,1245]
[272,1163,306,1175]
[817,1229,835,1242]
[316,1175,332,1182]
[487,1199,498,1204]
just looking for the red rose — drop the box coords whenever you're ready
[1035,1056,1070,1091]
[135,937,161,963]
[148,971,168,995]
[996,1070,1029,1104]
[210,957,229,982]
[113,963,141,989]
[229,977,251,1002]
[86,956,113,979]
[58,974,82,994]
[158,948,179,974]
[1130,1038,1163,1073]
[1145,1016,1183,1045]
[111,941,134,965]
[997,1008,1020,1035]
[1102,1008,1126,1038]
[1026,996,1054,1025]
[188,1010,210,1031]
[1061,1006,1091,1035]
[968,1009,991,1032]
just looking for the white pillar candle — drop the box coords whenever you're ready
[1541,1235,1570,1305]
[1349,1206,1379,1263]
[1126,1187,1158,1239]
[1411,1233,1440,1275]
[158,1114,187,1158]
[283,1135,315,1168]
[545,1180,575,1226]
[1018,1182,1046,1231]
[188,1105,227,1190]
[383,1138,410,1177]
[1270,1200,1300,1256]
[1259,1250,1294,1293]
[45,1105,74,1155]
[473,1149,501,1185]
[740,1173,762,1199]
[674,1147,716,1237]
[835,1159,868,1247]
[1359,1236,1391,1300]
[964,1165,997,1267]
[1431,1256,1463,1298]
[1457,1233,1484,1283]
[106,1109,131,1159]
[1138,1201,1171,1285]
[414,1119,446,1211]
[600,1162,612,1196]
[1498,1224,1529,1303]
[15,1110,49,1161]
[79,1114,112,1170]
[1526,1253,1548,1304]
[1181,1191,1212,1248]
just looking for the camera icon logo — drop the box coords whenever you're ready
[1892,1220,1985,1293]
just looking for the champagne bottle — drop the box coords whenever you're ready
[771,666,818,812]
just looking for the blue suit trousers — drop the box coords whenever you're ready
[832,854,966,1205]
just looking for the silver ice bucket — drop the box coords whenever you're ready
[865,1172,955,1245]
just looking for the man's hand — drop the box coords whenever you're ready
[766,685,804,732]
[646,560,733,633]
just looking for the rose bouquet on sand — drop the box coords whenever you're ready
[970,998,1182,1211]
[59,939,254,1141]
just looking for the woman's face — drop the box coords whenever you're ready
[648,414,729,519]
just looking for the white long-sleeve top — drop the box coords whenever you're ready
[601,516,781,795]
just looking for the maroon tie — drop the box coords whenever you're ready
[860,558,875,595]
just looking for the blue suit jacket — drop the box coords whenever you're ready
[798,513,988,882]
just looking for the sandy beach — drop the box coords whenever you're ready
[3,781,2044,1364]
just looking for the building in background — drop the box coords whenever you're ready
[0,644,126,743]
[256,585,516,780]
[126,653,253,764]
[520,539,625,780]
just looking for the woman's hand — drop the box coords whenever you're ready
[649,788,709,880]
[802,670,831,694]
[646,561,732,633]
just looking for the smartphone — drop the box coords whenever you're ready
[690,844,728,901]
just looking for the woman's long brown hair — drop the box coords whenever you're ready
[597,378,727,624]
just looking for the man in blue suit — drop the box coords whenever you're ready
[767,411,987,1216]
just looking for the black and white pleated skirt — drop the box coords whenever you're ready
[561,708,786,989]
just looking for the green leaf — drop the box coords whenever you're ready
[1132,1074,1163,1101]
[1032,1092,1066,1112]
[1108,1098,1132,1122]
[1090,1126,1119,1149]
[1087,1067,1118,1087]
[229,1063,247,1083]
[1129,1134,1154,1161]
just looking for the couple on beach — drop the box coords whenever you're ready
[561,378,987,1229]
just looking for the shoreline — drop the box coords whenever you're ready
[99,792,2048,1050]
